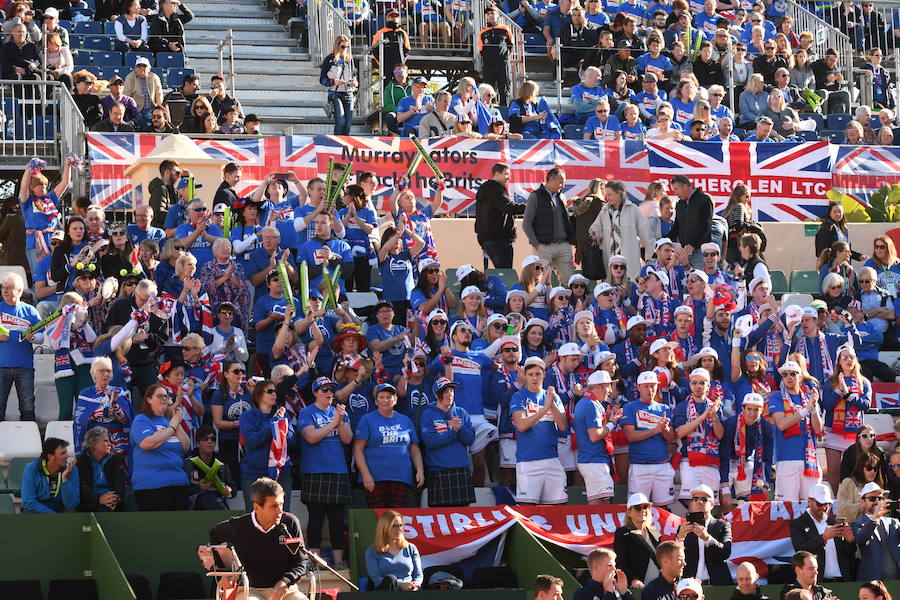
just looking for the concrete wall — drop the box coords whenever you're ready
[430,219,900,275]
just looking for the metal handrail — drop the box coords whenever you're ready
[309,0,351,66]
[215,29,237,99]
[784,0,854,96]
[472,4,526,101]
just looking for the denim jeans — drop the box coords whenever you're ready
[329,92,353,135]
[481,241,514,269]
[0,367,36,421]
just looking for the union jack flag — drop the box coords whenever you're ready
[88,133,161,210]
[831,145,900,208]
[646,140,834,222]
[872,382,900,409]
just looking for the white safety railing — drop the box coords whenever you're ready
[216,29,237,100]
[309,0,352,66]
[785,0,853,89]
[472,3,527,98]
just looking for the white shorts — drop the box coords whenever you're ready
[723,461,754,499]
[774,460,822,503]
[557,435,577,472]
[516,457,567,504]
[578,462,615,500]
[678,460,720,501]
[499,438,517,469]
[470,414,499,455]
[628,462,676,506]
[823,428,855,452]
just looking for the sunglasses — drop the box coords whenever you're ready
[199,435,217,442]
[889,463,900,469]
[175,245,187,251]
[875,244,888,249]
[745,356,761,362]
[263,389,277,394]
[533,265,544,271]
[859,433,875,439]
[110,230,126,236]
[865,495,885,502]
[702,252,718,257]
[431,320,447,326]
[424,268,440,274]
[864,465,878,472]
[219,309,235,315]
[571,284,586,289]
[600,291,613,297]
[782,372,799,377]
[491,323,506,330]
[611,264,625,270]
[860,279,875,283]
[502,347,518,353]
[829,285,843,290]
[632,504,651,511]
[680,594,700,600]
[123,281,137,287]
[192,207,207,212]
[229,368,245,374]
[692,497,711,505]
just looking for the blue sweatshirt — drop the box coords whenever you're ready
[21,459,80,513]
[365,544,423,587]
[419,403,475,470]
[239,406,296,479]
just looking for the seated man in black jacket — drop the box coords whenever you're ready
[574,548,633,600]
[72,74,104,129]
[76,427,129,512]
[149,0,193,52]
[0,23,41,81]
[209,477,308,600]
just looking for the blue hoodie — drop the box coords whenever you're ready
[239,405,296,479]
[419,403,475,470]
[22,459,80,513]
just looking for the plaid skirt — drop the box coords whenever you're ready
[364,480,410,508]
[427,468,475,507]
[300,473,353,505]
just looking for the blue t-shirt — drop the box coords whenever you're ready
[164,203,186,229]
[366,323,409,377]
[669,98,696,129]
[210,389,253,441]
[21,190,60,250]
[129,413,189,490]
[346,379,375,432]
[380,249,416,303]
[175,223,224,270]
[397,94,436,130]
[230,225,263,274]
[571,83,607,117]
[621,120,648,140]
[297,237,353,292]
[247,247,298,301]
[298,403,350,474]
[33,255,61,305]
[637,53,674,78]
[573,396,612,464]
[585,11,610,26]
[355,411,419,485]
[126,223,166,247]
[584,114,622,140]
[428,350,494,415]
[0,301,39,368]
[509,388,566,462]
[261,197,302,251]
[543,6,571,38]
[620,399,671,464]
[767,391,815,462]
[252,294,302,358]
[617,1,647,18]
[337,206,376,258]
[633,89,668,118]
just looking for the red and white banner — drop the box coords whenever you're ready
[872,382,900,409]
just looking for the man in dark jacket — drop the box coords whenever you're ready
[149,0,193,52]
[1,23,41,80]
[72,75,104,129]
[475,162,524,269]
[213,162,242,208]
[667,174,713,269]
[523,167,574,282]
[677,484,733,585]
[779,552,832,600]
[789,483,857,582]
[574,548,633,600]
[641,541,685,600]
[91,101,137,132]
[149,159,181,228]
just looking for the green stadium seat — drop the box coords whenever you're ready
[487,268,520,289]
[769,270,789,297]
[0,493,15,514]
[4,456,36,496]
[790,270,820,295]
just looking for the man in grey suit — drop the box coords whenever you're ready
[851,482,900,581]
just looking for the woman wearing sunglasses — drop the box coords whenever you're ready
[100,223,136,284]
[839,424,884,482]
[211,360,255,487]
[512,254,551,321]
[185,424,235,510]
[836,451,884,523]
[730,349,774,413]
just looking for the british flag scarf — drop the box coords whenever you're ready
[734,413,767,499]
[268,415,290,479]
[686,397,720,467]
[778,380,820,477]
[831,375,868,439]
[796,332,834,378]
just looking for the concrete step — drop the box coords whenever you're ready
[189,57,319,75]
[187,48,308,60]
[235,87,324,101]
[189,34,303,47]
[188,21,283,32]
[190,10,276,22]
[228,79,322,92]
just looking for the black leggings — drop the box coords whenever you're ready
[135,485,190,511]
[346,256,372,292]
[305,502,346,550]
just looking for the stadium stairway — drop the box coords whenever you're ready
[184,0,367,134]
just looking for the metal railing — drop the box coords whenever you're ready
[786,0,853,89]
[471,3,527,98]
[309,0,351,66]
[215,29,237,100]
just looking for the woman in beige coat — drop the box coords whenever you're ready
[588,180,656,276]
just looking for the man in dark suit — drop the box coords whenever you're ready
[676,484,733,585]
[789,483,857,582]
[779,551,832,600]
[667,174,713,269]
[851,482,900,581]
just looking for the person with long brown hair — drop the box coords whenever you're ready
[859,581,894,600]
[822,346,873,492]
[723,185,752,265]
[863,235,900,295]
[365,510,423,591]
[837,451,883,522]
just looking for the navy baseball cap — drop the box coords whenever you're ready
[312,376,337,392]
[374,383,397,396]
[432,377,458,396]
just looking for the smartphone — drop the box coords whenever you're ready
[687,512,706,525]
[250,376,264,386]
[836,516,847,527]
[887,500,900,511]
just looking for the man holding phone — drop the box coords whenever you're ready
[851,482,900,581]
[676,484,733,585]
[788,483,856,582]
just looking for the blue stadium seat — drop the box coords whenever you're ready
[498,106,509,121]
[103,21,117,35]
[795,130,819,141]
[83,35,114,51]
[15,116,55,141]
[167,68,194,85]
[156,52,185,69]
[524,33,545,53]
[69,7,94,19]
[563,123,583,139]
[804,113,825,132]
[893,127,900,145]
[83,66,102,77]
[125,51,154,67]
[1,98,20,137]
[826,113,852,130]
[58,20,74,32]
[98,66,130,80]
[73,20,102,34]
[69,34,84,49]
[84,0,97,9]
[92,51,122,66]
[73,50,93,66]
[151,68,167,86]
[823,130,845,143]
[732,128,745,138]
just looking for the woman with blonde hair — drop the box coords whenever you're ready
[450,76,479,125]
[639,181,664,220]
[51,291,96,420]
[365,510,423,591]
[323,35,357,135]
[823,345,872,490]
[45,33,73,90]
[613,496,661,589]
[181,96,214,133]
[864,235,900,294]
[508,79,561,139]
[739,73,767,129]
[723,184,752,265]
[512,254,551,320]
[692,98,718,137]
[645,105,684,141]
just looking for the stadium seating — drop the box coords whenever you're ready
[422,565,465,588]
[0,421,42,463]
[2,457,33,496]
[74,51,93,66]
[47,578,99,600]
[58,20,74,32]
[156,52,186,70]
[768,270,789,297]
[563,123,583,139]
[73,21,103,35]
[469,566,518,589]
[780,293,814,308]
[125,573,153,600]
[826,113,853,131]
[822,130,846,143]
[103,21,117,35]
[0,493,14,514]
[82,35,114,52]
[167,68,196,86]
[789,270,820,295]
[44,421,75,450]
[98,66,131,80]
[92,51,123,66]
[125,52,154,67]
[69,7,95,19]
[155,571,207,600]
[487,268,520,289]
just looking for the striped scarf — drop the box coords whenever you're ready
[686,397,720,467]
[796,332,834,378]
[831,375,866,439]
[778,381,820,477]
[734,413,767,499]
[268,416,290,480]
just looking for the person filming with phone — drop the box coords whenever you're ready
[676,483,733,585]
[210,477,308,600]
[788,483,856,582]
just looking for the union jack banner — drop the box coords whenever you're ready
[88,133,161,210]
[872,382,900,409]
[646,140,834,222]
[831,145,900,207]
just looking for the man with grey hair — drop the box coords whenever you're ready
[418,90,458,138]
[127,205,166,246]
[248,226,297,300]
[523,167,575,283]
[744,116,776,142]
[0,272,42,421]
[210,477,309,600]
[176,197,224,270]
[104,278,169,401]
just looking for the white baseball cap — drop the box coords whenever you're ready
[675,579,703,596]
[742,393,765,407]
[859,481,885,498]
[523,356,546,370]
[691,484,714,498]
[427,309,448,324]
[700,242,720,254]
[626,315,651,331]
[637,371,659,385]
[506,289,527,302]
[558,342,583,357]
[596,350,615,365]
[808,483,835,504]
[749,275,771,292]
[646,268,669,287]
[574,310,594,324]
[778,360,802,374]
[521,255,548,269]
[609,254,627,267]
[626,492,651,508]
[836,344,856,359]
[801,307,819,319]
[568,273,589,286]
[549,286,571,299]
[674,304,694,317]
[687,269,708,282]
[654,237,675,251]
[594,282,614,296]
[418,257,440,273]
[524,317,549,331]
[587,370,614,385]
[460,285,485,300]
[649,338,677,355]
[485,313,508,327]
[689,367,711,381]
[498,335,520,350]
[456,264,475,282]
[696,346,718,360]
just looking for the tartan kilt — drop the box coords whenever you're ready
[300,472,353,505]
[427,467,475,507]
[364,480,410,508]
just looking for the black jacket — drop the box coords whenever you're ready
[214,181,240,208]
[641,574,677,600]
[475,179,524,244]
[731,586,769,600]
[209,512,307,588]
[91,119,136,132]
[149,176,177,228]
[613,524,661,585]
[668,188,713,250]
[0,40,41,79]
[574,579,635,600]
[76,451,128,512]
[814,221,863,262]
[789,512,857,581]
[103,295,169,364]
[149,5,194,52]
[682,518,733,585]
[73,93,104,129]
[524,184,575,246]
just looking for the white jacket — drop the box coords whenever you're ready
[588,200,655,276]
